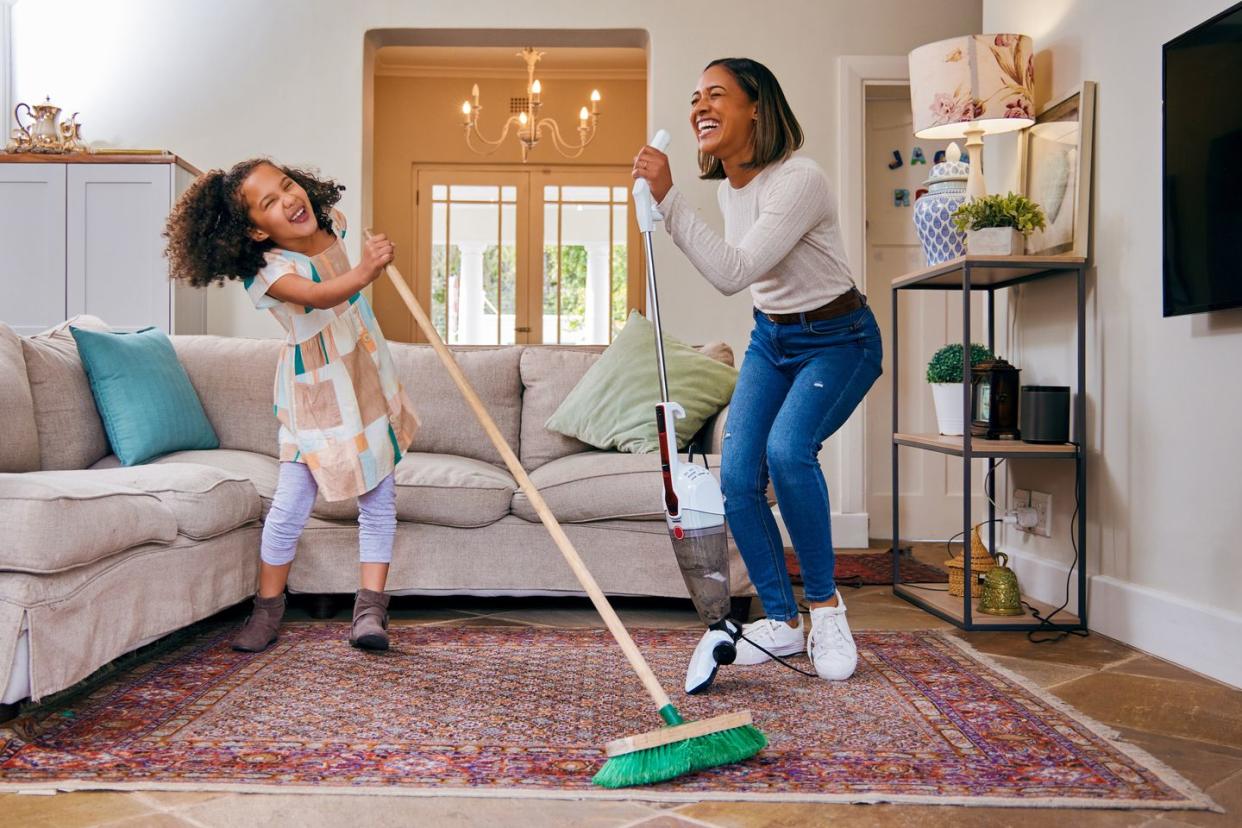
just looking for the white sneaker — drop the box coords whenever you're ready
[808,594,858,680]
[733,616,805,665]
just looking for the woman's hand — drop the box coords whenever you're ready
[361,233,395,283]
[632,145,673,204]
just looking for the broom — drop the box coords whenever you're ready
[366,231,767,788]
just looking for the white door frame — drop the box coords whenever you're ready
[833,55,909,545]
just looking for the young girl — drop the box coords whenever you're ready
[165,158,420,653]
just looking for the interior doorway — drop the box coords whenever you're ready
[367,40,647,343]
[859,83,988,541]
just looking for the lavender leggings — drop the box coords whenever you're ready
[260,461,396,566]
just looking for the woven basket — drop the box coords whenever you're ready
[946,525,996,597]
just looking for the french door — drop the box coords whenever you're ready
[413,167,642,345]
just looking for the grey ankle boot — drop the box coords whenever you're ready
[350,589,390,651]
[231,593,286,652]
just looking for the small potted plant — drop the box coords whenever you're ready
[926,343,993,435]
[951,192,1047,256]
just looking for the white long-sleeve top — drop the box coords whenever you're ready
[656,155,856,314]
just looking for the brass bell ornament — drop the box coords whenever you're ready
[978,552,1024,616]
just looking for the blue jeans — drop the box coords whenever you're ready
[721,304,883,622]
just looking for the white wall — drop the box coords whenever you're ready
[984,0,1242,687]
[12,0,980,354]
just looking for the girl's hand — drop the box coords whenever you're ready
[632,145,673,204]
[361,233,395,282]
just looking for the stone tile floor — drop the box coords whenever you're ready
[2,544,1239,827]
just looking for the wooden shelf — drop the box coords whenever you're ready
[894,583,1081,628]
[892,254,1086,291]
[894,433,1078,458]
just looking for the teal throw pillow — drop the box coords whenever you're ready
[70,326,219,466]
[545,311,738,453]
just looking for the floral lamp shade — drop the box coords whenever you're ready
[909,34,1035,139]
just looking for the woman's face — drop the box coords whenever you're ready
[689,64,757,161]
[241,162,318,245]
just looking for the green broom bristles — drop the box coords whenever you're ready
[592,717,768,789]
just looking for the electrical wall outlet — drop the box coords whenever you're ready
[1028,490,1052,537]
[1011,488,1052,537]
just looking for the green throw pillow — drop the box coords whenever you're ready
[545,311,738,453]
[70,326,219,466]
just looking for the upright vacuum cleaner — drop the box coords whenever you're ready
[634,130,742,695]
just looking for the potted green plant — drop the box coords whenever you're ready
[951,192,1047,256]
[926,343,993,435]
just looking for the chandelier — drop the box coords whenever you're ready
[460,48,601,162]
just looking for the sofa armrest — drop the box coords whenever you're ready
[693,403,731,455]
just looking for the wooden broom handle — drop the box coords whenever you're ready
[369,233,673,713]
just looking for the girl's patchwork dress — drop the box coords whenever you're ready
[244,210,419,501]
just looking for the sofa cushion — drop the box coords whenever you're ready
[81,464,260,540]
[20,315,112,470]
[519,347,603,470]
[71,326,220,466]
[0,323,40,472]
[95,449,514,528]
[0,471,178,573]
[171,336,282,457]
[510,450,722,524]
[392,452,516,528]
[389,343,522,467]
[519,340,736,470]
[545,312,738,454]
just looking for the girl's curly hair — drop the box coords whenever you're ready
[164,158,344,287]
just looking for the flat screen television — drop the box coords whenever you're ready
[1163,1,1242,317]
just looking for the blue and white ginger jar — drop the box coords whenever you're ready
[913,144,969,266]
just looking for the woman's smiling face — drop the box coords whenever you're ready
[690,64,757,161]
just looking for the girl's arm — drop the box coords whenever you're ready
[265,234,394,309]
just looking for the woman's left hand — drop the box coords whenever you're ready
[632,145,673,204]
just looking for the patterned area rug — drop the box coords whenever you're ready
[0,624,1215,809]
[787,550,949,585]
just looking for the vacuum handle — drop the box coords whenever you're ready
[634,129,673,401]
[656,402,686,515]
[368,230,674,715]
[633,129,671,233]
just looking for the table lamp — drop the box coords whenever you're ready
[908,34,1035,199]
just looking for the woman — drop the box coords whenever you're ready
[633,58,882,681]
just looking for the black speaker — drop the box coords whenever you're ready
[1020,386,1070,444]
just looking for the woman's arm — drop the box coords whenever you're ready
[265,234,394,310]
[658,165,831,296]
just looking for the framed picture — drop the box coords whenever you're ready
[1020,81,1096,257]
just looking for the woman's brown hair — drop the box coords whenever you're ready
[698,57,804,180]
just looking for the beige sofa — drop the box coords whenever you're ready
[0,318,749,710]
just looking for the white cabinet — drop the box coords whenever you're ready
[0,156,204,335]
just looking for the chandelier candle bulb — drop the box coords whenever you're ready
[579,107,589,126]
[461,101,472,124]
[591,89,601,114]
[472,84,479,106]
[531,79,542,104]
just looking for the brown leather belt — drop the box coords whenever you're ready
[759,288,865,325]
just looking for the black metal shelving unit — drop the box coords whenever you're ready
[891,254,1087,632]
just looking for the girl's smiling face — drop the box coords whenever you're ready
[690,64,757,161]
[241,162,318,245]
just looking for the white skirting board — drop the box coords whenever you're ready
[772,507,870,551]
[1001,544,1242,689]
